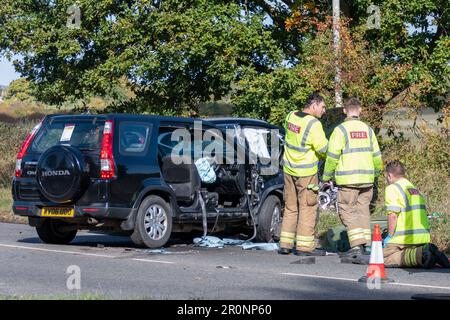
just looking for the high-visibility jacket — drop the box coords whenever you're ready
[322,117,382,185]
[282,111,328,177]
[384,178,430,245]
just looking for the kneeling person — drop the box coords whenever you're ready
[383,160,449,268]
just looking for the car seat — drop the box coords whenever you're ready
[161,155,201,203]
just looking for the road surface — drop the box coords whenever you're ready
[0,222,449,299]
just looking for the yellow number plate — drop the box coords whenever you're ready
[41,207,75,218]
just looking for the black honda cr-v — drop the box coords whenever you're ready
[12,114,284,248]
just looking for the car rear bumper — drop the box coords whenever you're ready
[12,201,132,220]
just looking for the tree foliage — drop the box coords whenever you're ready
[4,78,34,102]
[0,0,448,119]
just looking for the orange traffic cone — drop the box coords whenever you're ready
[358,224,394,283]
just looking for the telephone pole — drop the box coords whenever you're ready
[332,0,342,108]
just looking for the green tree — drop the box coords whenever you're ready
[0,0,282,114]
[4,78,34,102]
[0,1,448,117]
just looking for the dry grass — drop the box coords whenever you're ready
[0,187,26,224]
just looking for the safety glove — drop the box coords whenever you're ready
[382,235,392,248]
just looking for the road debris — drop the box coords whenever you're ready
[193,236,279,251]
[291,257,316,264]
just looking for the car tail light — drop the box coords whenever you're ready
[100,120,115,179]
[15,122,42,178]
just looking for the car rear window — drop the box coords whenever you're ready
[119,122,152,155]
[31,119,105,153]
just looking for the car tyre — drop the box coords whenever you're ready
[36,219,77,244]
[256,195,282,242]
[131,195,173,248]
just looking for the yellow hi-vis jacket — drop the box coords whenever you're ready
[322,117,382,185]
[282,111,328,177]
[384,178,430,245]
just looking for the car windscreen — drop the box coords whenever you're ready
[31,119,105,153]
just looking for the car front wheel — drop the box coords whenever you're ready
[256,195,282,242]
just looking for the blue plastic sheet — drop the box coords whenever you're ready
[193,236,279,251]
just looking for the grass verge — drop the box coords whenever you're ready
[0,187,26,224]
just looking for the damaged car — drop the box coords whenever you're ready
[12,114,284,248]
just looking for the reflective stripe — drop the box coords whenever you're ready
[386,204,427,212]
[337,125,349,151]
[296,235,314,241]
[392,183,427,212]
[368,126,374,150]
[323,171,334,177]
[394,229,430,236]
[280,239,294,246]
[406,204,427,211]
[327,151,340,159]
[338,122,373,154]
[348,234,366,242]
[363,229,371,240]
[285,141,309,153]
[373,150,381,157]
[317,144,328,154]
[284,111,295,128]
[347,228,366,242]
[342,147,373,154]
[385,205,403,212]
[296,241,315,249]
[283,159,319,169]
[393,183,409,207]
[405,248,418,267]
[348,228,365,235]
[301,118,319,147]
[280,231,295,239]
[335,170,375,176]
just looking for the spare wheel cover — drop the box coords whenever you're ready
[37,145,85,203]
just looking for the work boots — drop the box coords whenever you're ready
[278,247,292,255]
[294,248,327,256]
[340,245,366,258]
[339,245,370,264]
[429,243,450,268]
[422,244,437,269]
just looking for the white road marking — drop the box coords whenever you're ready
[132,258,175,264]
[282,272,450,291]
[0,243,116,258]
[282,272,357,282]
[390,282,450,291]
[0,243,174,264]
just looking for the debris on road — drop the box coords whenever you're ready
[291,257,316,264]
[193,236,279,251]
[241,242,279,251]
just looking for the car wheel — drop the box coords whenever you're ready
[131,195,173,248]
[36,219,77,244]
[256,195,282,242]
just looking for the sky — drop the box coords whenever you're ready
[0,57,20,86]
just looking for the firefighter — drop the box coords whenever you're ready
[279,93,328,256]
[322,97,382,259]
[383,160,450,268]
